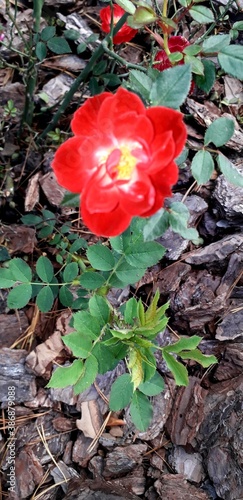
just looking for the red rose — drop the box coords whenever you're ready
[52,88,187,237]
[100,4,138,44]
[154,36,190,71]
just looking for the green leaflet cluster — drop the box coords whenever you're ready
[47,290,217,431]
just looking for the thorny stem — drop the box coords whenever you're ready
[37,14,129,143]
[194,0,235,43]
[20,0,45,131]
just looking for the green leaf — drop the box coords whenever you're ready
[150,64,192,109]
[62,332,92,358]
[0,268,15,288]
[73,310,101,340]
[36,285,54,312]
[217,154,243,187]
[124,297,139,324]
[218,45,243,80]
[73,355,98,394]
[59,285,73,307]
[140,347,156,380]
[0,247,10,262]
[127,6,157,28]
[8,258,32,282]
[139,371,165,396]
[47,359,83,388]
[189,5,215,23]
[162,351,189,385]
[168,202,199,240]
[125,241,165,267]
[87,244,115,271]
[127,70,153,101]
[143,209,169,241]
[191,150,214,184]
[109,373,134,411]
[128,349,144,389]
[202,34,230,54]
[92,343,119,374]
[163,335,202,354]
[184,55,204,75]
[194,59,216,93]
[130,391,153,431]
[36,41,47,61]
[183,44,201,56]
[179,349,218,367]
[114,261,146,285]
[63,28,80,41]
[115,0,136,14]
[204,117,235,147]
[36,256,54,282]
[89,294,110,325]
[21,215,43,226]
[80,271,106,290]
[7,284,32,309]
[41,26,56,42]
[232,21,243,31]
[61,192,80,207]
[47,37,72,55]
[63,262,79,282]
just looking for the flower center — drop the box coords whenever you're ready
[105,145,139,181]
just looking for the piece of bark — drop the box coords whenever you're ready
[9,448,44,499]
[0,224,36,254]
[72,433,97,468]
[213,162,243,220]
[0,311,29,348]
[103,444,147,479]
[111,465,146,496]
[0,348,36,405]
[214,343,243,381]
[170,446,205,483]
[184,233,243,266]
[66,476,142,499]
[216,309,243,341]
[50,461,79,493]
[154,474,210,499]
[197,375,243,500]
[155,262,191,295]
[166,377,207,446]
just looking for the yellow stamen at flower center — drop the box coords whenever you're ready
[117,146,137,180]
[106,145,138,181]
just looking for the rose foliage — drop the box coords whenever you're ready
[100,4,138,44]
[52,88,187,237]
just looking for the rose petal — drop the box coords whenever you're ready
[71,93,110,137]
[119,176,155,215]
[98,88,145,134]
[83,172,119,213]
[52,136,96,192]
[146,107,187,158]
[81,203,132,237]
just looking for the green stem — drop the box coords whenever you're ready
[37,13,129,144]
[102,41,147,72]
[162,0,170,56]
